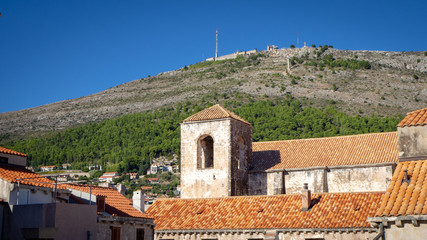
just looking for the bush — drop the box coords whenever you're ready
[332,84,337,91]
[290,44,295,49]
[413,74,419,80]
[312,44,316,48]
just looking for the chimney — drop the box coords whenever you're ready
[301,183,311,211]
[116,183,126,195]
[132,190,145,213]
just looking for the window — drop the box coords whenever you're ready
[111,227,121,240]
[136,229,145,240]
[237,136,247,170]
[97,197,105,212]
[198,135,214,169]
[0,156,8,164]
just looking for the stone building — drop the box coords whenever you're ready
[148,105,427,240]
[180,104,398,198]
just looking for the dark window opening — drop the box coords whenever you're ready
[198,136,214,169]
[136,229,145,240]
[111,227,121,240]
[0,156,8,164]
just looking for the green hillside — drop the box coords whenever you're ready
[2,96,403,175]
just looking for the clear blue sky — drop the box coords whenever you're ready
[1,0,426,113]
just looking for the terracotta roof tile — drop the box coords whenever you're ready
[183,104,250,125]
[0,146,27,157]
[376,159,427,217]
[398,107,427,128]
[65,184,153,219]
[0,165,65,189]
[252,132,398,170]
[147,192,383,231]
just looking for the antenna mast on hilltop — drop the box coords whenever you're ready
[215,29,219,59]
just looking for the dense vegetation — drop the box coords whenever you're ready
[3,97,403,175]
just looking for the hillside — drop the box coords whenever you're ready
[1,46,426,141]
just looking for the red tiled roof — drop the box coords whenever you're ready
[142,186,153,190]
[40,165,56,168]
[65,184,153,219]
[147,192,383,231]
[375,159,427,217]
[147,178,159,181]
[0,165,65,189]
[398,107,427,128]
[183,104,250,125]
[252,132,398,171]
[0,146,27,157]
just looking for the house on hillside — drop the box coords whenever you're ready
[0,146,97,240]
[127,172,139,180]
[99,171,119,183]
[40,165,56,172]
[147,105,427,240]
[147,177,159,184]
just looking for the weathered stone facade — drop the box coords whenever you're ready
[398,125,427,160]
[180,118,252,198]
[248,164,395,195]
[98,216,154,240]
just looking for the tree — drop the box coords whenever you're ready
[290,44,295,49]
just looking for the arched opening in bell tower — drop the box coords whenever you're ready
[197,135,214,169]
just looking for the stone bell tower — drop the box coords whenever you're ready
[180,104,252,199]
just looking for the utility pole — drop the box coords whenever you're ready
[215,29,219,59]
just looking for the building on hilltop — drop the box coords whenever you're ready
[148,105,427,240]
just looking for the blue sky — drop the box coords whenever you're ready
[1,0,426,113]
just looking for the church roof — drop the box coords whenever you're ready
[183,104,250,125]
[397,107,427,128]
[375,159,427,217]
[251,132,398,171]
[147,192,383,231]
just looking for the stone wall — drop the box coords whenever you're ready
[154,229,377,240]
[248,164,394,195]
[248,172,267,195]
[180,119,232,198]
[230,119,252,196]
[0,152,26,167]
[98,216,154,240]
[327,165,394,193]
[385,222,427,240]
[206,49,258,61]
[398,125,427,160]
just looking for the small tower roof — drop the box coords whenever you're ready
[183,104,250,125]
[398,107,427,128]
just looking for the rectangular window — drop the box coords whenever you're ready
[136,229,145,240]
[0,156,8,164]
[111,227,121,240]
